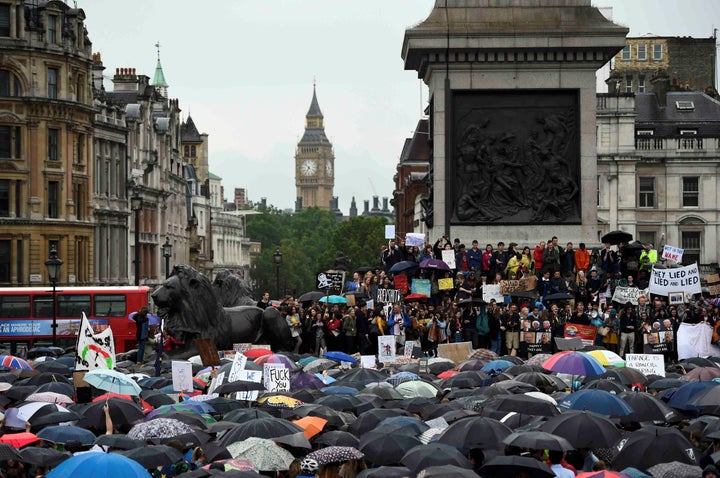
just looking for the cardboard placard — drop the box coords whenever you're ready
[194,338,221,366]
[438,278,454,291]
[554,337,584,351]
[625,354,665,377]
[706,274,720,284]
[437,341,473,365]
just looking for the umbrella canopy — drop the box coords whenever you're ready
[613,426,698,471]
[298,291,325,302]
[223,408,273,424]
[303,358,339,374]
[37,425,96,445]
[32,361,71,375]
[94,434,145,450]
[226,437,295,471]
[83,369,142,396]
[543,292,575,301]
[316,431,360,448]
[254,353,296,369]
[441,371,491,389]
[214,380,266,395]
[481,360,516,374]
[0,432,40,448]
[140,389,177,408]
[323,351,358,364]
[481,455,554,478]
[0,355,33,371]
[0,443,21,462]
[387,261,419,274]
[469,348,499,361]
[526,353,554,367]
[582,379,628,394]
[646,462,704,478]
[120,444,184,469]
[587,350,625,367]
[257,394,303,410]
[542,352,606,377]
[242,348,273,359]
[683,366,720,382]
[400,443,472,473]
[25,391,74,404]
[349,409,413,436]
[306,445,364,465]
[601,230,633,245]
[601,367,648,385]
[620,391,675,422]
[219,418,304,446]
[540,411,621,448]
[19,447,71,467]
[319,295,348,304]
[127,417,194,440]
[359,430,422,466]
[557,389,634,417]
[419,258,451,271]
[437,416,512,454]
[420,464,489,478]
[668,381,720,412]
[356,466,410,478]
[503,431,574,451]
[5,402,71,430]
[395,380,439,399]
[77,397,145,433]
[293,416,328,439]
[46,451,152,478]
[477,393,560,417]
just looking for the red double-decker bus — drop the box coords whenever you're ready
[0,286,151,354]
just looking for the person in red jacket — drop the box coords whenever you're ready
[533,241,546,275]
[574,242,590,274]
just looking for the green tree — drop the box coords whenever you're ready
[319,216,388,271]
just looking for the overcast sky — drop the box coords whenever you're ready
[80,1,719,213]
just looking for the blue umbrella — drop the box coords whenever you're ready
[84,369,142,396]
[481,360,515,374]
[388,261,419,275]
[297,356,319,367]
[319,295,348,304]
[386,371,420,386]
[47,451,152,478]
[323,352,358,365]
[667,381,720,412]
[321,386,359,395]
[37,425,96,446]
[557,389,634,417]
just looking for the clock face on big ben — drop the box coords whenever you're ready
[301,159,317,176]
[325,161,333,176]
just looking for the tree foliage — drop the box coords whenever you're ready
[246,208,389,299]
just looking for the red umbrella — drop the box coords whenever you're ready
[243,349,273,359]
[92,393,154,414]
[404,294,428,301]
[0,432,40,448]
[437,370,458,379]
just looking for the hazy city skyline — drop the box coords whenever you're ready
[81,1,719,213]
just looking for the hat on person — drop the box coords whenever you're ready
[579,243,586,249]
[610,310,617,316]
[703,465,719,477]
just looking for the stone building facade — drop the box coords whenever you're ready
[393,119,429,236]
[0,0,95,286]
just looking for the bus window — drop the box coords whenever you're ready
[33,296,53,318]
[58,294,91,318]
[0,295,30,318]
[94,294,126,317]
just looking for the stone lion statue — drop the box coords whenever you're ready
[152,265,293,357]
[212,269,257,307]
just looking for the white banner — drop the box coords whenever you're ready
[385,225,395,240]
[236,369,262,401]
[441,250,456,270]
[406,233,425,247]
[208,371,225,395]
[227,353,247,383]
[360,355,377,369]
[662,245,684,262]
[677,322,720,360]
[649,263,702,296]
[75,312,116,371]
[378,335,396,364]
[625,354,665,377]
[263,363,290,392]
[611,287,649,306]
[376,289,403,304]
[171,361,194,392]
[482,284,504,303]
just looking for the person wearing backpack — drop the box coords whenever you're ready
[475,303,491,349]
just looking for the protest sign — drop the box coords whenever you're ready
[393,274,409,294]
[611,287,649,306]
[499,277,537,295]
[378,335,396,363]
[75,312,116,371]
[441,250,456,270]
[263,363,290,392]
[677,322,720,360]
[523,331,553,355]
[564,323,597,346]
[482,284,503,303]
[366,299,374,310]
[406,233,425,247]
[233,343,252,353]
[227,352,247,383]
[437,342,472,366]
[376,289,403,304]
[317,271,345,294]
[194,338,221,366]
[710,284,720,296]
[235,369,262,401]
[661,245,684,262]
[649,263,702,296]
[642,330,674,354]
[385,225,396,240]
[438,278,454,291]
[361,355,377,369]
[208,371,225,395]
[171,361,193,392]
[625,354,665,377]
[411,279,431,297]
[707,274,720,284]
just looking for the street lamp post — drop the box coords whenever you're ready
[162,237,172,279]
[45,246,63,347]
[272,248,282,299]
[130,194,143,286]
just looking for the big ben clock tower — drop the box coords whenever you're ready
[295,83,334,210]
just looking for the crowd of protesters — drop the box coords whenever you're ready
[270,235,720,364]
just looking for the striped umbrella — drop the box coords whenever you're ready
[0,355,32,371]
[542,352,606,377]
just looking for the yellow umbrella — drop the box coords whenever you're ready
[257,395,303,409]
[587,350,625,367]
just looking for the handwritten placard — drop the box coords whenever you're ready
[438,278,454,291]
[661,245,684,262]
[441,250,456,270]
[263,363,290,392]
[649,263,702,296]
[194,338,221,367]
[171,361,194,392]
[377,289,403,304]
[625,354,665,377]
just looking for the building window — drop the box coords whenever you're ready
[184,145,189,156]
[48,128,59,161]
[76,134,85,164]
[0,4,9,37]
[0,125,21,159]
[47,181,59,218]
[637,44,647,61]
[0,179,8,217]
[621,44,631,60]
[0,240,9,282]
[190,145,196,156]
[681,231,701,265]
[637,231,656,248]
[0,70,22,97]
[73,182,85,220]
[682,177,699,207]
[652,43,663,61]
[47,67,58,99]
[638,177,655,208]
[638,76,646,93]
[47,15,57,44]
[625,76,633,93]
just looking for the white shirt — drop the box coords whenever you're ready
[551,464,575,478]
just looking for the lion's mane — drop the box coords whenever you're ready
[212,270,257,307]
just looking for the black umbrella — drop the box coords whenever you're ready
[543,292,574,301]
[582,379,628,394]
[348,409,413,436]
[437,416,512,454]
[441,371,491,389]
[400,443,472,473]
[601,230,633,245]
[509,290,538,300]
[26,347,58,360]
[315,430,360,448]
[356,466,411,478]
[540,410,620,448]
[387,261,419,275]
[418,465,484,478]
[337,368,388,383]
[620,391,676,422]
[480,455,554,478]
[19,447,70,467]
[394,397,438,414]
[213,380,267,395]
[5,385,37,402]
[481,394,559,417]
[120,444,184,469]
[0,443,21,462]
[94,434,146,450]
[77,397,145,433]
[140,389,176,408]
[25,372,70,386]
[503,431,574,451]
[34,382,74,397]
[513,372,561,393]
[359,430,422,466]
[298,291,325,302]
[218,417,304,446]
[287,404,350,427]
[204,396,246,415]
[613,426,698,471]
[32,361,70,375]
[223,408,273,424]
[601,367,648,385]
[440,409,479,424]
[29,409,83,428]
[153,430,211,448]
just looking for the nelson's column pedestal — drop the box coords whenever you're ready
[402,0,628,244]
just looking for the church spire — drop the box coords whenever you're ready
[152,41,169,97]
[305,80,324,128]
